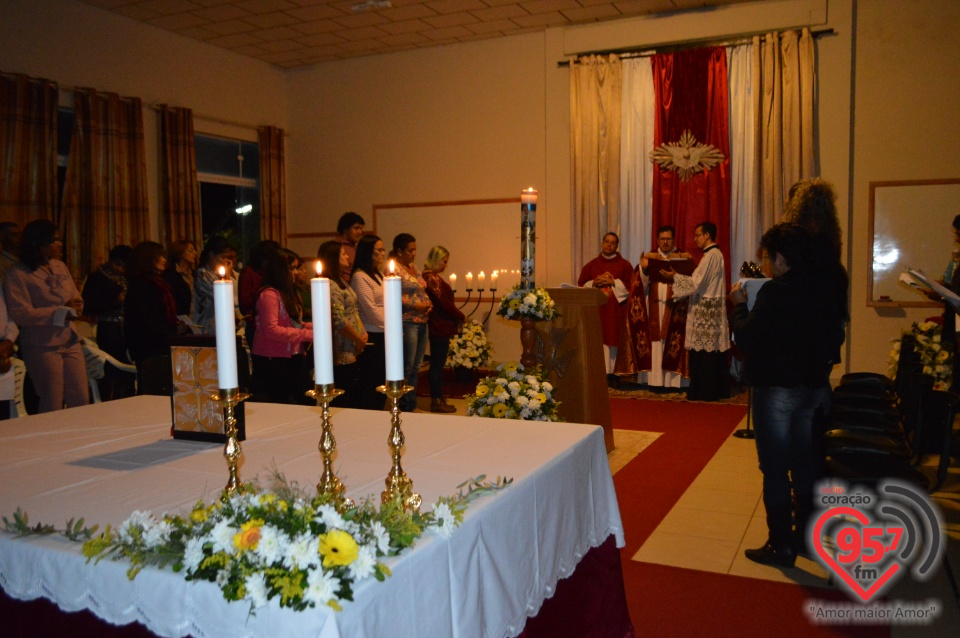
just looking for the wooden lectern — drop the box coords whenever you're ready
[536,287,614,453]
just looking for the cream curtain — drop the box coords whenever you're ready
[61,88,149,279]
[570,54,621,273]
[757,29,816,230]
[258,126,286,245]
[159,105,201,248]
[0,72,58,224]
[618,57,655,266]
[727,44,760,273]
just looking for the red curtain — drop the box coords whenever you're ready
[652,47,730,278]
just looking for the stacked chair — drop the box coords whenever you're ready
[822,334,960,491]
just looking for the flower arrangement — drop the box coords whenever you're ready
[497,285,559,321]
[466,362,560,421]
[888,320,953,390]
[5,473,511,614]
[446,320,493,369]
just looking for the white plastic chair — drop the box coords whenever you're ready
[9,357,27,418]
[81,338,137,403]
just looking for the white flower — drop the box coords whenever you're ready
[183,536,206,573]
[432,502,456,538]
[316,504,346,530]
[142,519,173,547]
[304,570,339,606]
[283,532,320,571]
[523,293,537,306]
[215,568,231,588]
[528,399,542,411]
[508,381,520,396]
[541,382,553,392]
[118,510,153,542]
[369,521,391,554]
[515,395,529,407]
[244,572,270,609]
[210,519,237,554]
[254,525,286,565]
[348,545,377,581]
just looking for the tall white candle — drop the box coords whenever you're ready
[491,270,499,289]
[465,272,473,289]
[311,262,334,385]
[449,273,456,289]
[478,271,485,288]
[384,260,404,381]
[213,267,238,389]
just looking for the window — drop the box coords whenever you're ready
[195,135,260,264]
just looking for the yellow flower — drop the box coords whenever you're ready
[318,529,359,568]
[492,404,508,417]
[259,494,276,505]
[508,298,522,309]
[503,362,518,371]
[233,519,263,552]
[537,392,547,403]
[190,509,208,523]
[476,385,490,398]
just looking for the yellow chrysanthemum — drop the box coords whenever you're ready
[492,404,508,417]
[259,494,276,505]
[318,529,359,568]
[508,298,522,309]
[476,385,490,398]
[503,362,518,371]
[536,392,547,403]
[233,519,263,552]
[190,508,208,523]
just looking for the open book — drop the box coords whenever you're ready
[900,269,960,312]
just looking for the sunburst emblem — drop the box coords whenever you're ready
[649,130,725,182]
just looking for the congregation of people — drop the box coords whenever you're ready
[0,212,465,418]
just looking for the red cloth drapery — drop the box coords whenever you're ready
[651,47,731,279]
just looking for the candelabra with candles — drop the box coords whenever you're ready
[378,260,421,512]
[211,267,250,497]
[307,261,353,506]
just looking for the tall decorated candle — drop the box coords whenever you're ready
[311,262,334,385]
[213,267,238,388]
[384,260,404,381]
[520,187,538,290]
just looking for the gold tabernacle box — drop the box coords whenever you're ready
[168,335,249,443]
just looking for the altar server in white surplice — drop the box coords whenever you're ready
[660,221,730,402]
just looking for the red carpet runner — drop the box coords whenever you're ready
[610,398,888,637]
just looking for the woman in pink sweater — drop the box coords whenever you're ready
[251,250,313,404]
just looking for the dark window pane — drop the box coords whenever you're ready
[196,136,241,176]
[199,183,260,264]
[241,141,259,181]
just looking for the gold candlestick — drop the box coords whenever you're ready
[306,383,353,508]
[376,380,422,512]
[210,387,250,497]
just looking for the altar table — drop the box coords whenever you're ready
[0,397,629,637]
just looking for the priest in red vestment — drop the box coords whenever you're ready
[578,232,634,376]
[615,225,692,386]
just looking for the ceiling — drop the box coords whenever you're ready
[78,0,757,68]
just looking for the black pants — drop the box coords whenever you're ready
[354,333,387,411]
[332,361,362,408]
[428,334,451,399]
[251,354,312,405]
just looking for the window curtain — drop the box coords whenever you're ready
[651,47,731,271]
[727,43,759,274]
[159,105,201,248]
[757,28,816,230]
[258,126,286,245]
[618,58,655,266]
[0,72,58,224]
[61,88,148,279]
[570,54,621,273]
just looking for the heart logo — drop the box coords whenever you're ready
[811,506,902,602]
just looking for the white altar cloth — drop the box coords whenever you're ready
[0,396,624,638]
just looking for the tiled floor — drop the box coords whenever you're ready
[628,411,960,636]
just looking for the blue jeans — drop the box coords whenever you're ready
[401,322,427,411]
[752,385,831,547]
